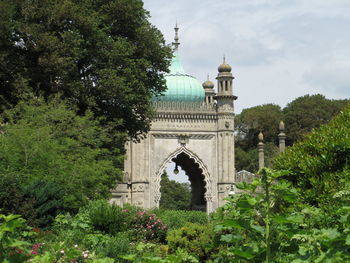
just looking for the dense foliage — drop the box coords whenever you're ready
[0,0,172,139]
[1,1,350,262]
[212,168,350,262]
[159,172,191,211]
[274,103,350,206]
[152,209,208,230]
[283,94,349,144]
[0,99,123,226]
[167,223,216,262]
[235,94,349,172]
[235,104,283,150]
[0,201,210,262]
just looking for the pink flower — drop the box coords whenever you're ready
[31,251,39,255]
[32,243,41,250]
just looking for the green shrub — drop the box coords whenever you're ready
[167,223,215,261]
[94,232,132,260]
[0,214,37,262]
[0,99,123,216]
[23,178,65,228]
[0,174,38,225]
[274,103,350,206]
[52,212,94,246]
[213,169,301,262]
[130,211,167,243]
[152,209,208,230]
[81,200,138,235]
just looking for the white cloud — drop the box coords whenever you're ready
[143,0,350,112]
[303,59,350,97]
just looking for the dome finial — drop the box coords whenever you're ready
[258,131,264,142]
[279,120,285,131]
[218,55,232,73]
[173,22,180,51]
[202,74,214,89]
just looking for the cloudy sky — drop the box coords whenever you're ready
[143,0,350,113]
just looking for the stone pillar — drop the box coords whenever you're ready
[278,121,286,153]
[216,58,237,206]
[258,132,264,170]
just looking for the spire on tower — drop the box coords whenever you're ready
[172,22,180,51]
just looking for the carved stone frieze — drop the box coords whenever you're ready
[152,133,215,140]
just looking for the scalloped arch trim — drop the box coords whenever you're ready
[153,146,212,206]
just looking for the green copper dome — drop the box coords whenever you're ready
[156,52,205,102]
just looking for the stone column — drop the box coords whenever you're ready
[278,121,286,153]
[258,132,264,170]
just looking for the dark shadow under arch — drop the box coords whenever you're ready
[172,152,206,211]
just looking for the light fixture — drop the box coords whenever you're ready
[173,163,179,175]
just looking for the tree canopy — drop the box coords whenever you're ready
[235,103,282,150]
[283,94,349,144]
[160,172,191,210]
[0,98,123,225]
[235,94,349,172]
[0,0,172,139]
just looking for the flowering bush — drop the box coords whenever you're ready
[0,214,37,262]
[30,241,116,262]
[131,211,167,243]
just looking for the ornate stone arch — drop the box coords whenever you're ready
[153,146,214,212]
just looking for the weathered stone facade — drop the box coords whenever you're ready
[111,26,239,213]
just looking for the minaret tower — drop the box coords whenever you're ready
[216,57,237,206]
[202,74,215,104]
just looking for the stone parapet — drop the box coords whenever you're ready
[154,101,216,113]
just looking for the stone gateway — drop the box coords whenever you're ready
[111,25,237,213]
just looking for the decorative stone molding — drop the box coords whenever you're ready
[152,133,215,140]
[155,113,217,120]
[178,134,189,146]
[154,101,216,113]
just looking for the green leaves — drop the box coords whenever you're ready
[274,103,350,206]
[159,172,192,211]
[214,169,303,262]
[0,214,34,263]
[0,99,123,223]
[0,0,172,139]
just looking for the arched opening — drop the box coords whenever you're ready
[159,152,206,211]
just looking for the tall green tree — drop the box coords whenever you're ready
[235,104,282,150]
[160,172,191,210]
[0,98,123,225]
[235,104,282,172]
[0,0,172,139]
[283,94,348,144]
[235,95,349,172]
